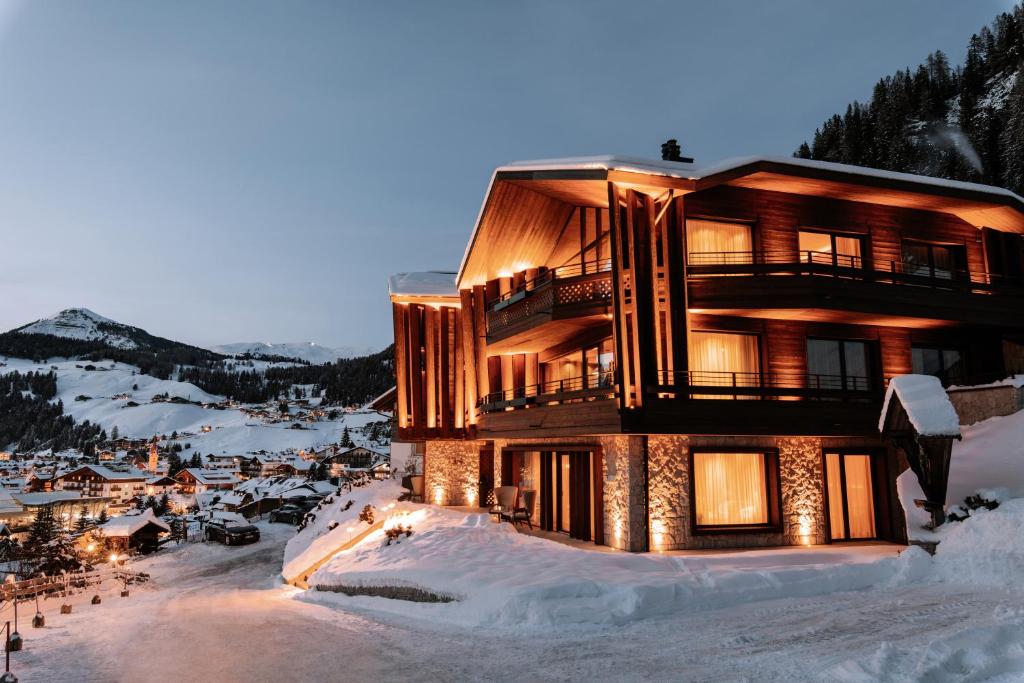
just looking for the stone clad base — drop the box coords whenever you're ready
[422,434,905,552]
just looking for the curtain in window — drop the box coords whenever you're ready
[686,220,752,265]
[688,332,760,397]
[826,453,846,540]
[693,452,768,526]
[844,455,876,538]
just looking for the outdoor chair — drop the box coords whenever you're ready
[494,485,518,523]
[511,489,536,529]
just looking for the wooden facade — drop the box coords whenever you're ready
[390,155,1024,550]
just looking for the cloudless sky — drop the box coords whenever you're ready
[0,0,1015,350]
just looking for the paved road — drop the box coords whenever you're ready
[15,524,1024,682]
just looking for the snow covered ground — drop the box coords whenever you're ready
[11,512,1024,682]
[0,356,387,457]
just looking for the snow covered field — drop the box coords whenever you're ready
[0,356,387,457]
[11,512,1024,682]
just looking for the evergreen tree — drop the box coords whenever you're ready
[156,493,170,516]
[340,426,353,448]
[189,453,202,468]
[96,508,110,525]
[111,425,119,441]
[73,507,92,534]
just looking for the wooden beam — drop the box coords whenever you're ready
[392,303,409,430]
[473,286,489,400]
[408,304,424,434]
[424,306,437,429]
[608,182,631,410]
[459,288,477,425]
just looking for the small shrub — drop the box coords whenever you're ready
[947,491,1001,523]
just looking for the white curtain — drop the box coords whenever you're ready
[826,453,876,540]
[844,455,876,538]
[688,331,760,398]
[693,452,768,526]
[826,453,846,540]
[686,220,752,264]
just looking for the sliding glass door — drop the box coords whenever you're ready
[825,453,877,541]
[686,220,753,266]
[688,331,761,398]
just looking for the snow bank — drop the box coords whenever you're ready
[281,479,404,582]
[930,498,1024,586]
[880,374,961,436]
[899,408,1024,540]
[306,505,924,629]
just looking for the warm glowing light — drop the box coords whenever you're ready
[86,543,96,553]
[496,270,513,279]
[345,527,354,533]
[109,553,118,564]
[798,514,813,546]
[433,487,444,505]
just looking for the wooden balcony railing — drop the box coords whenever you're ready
[686,250,1023,294]
[486,259,613,337]
[478,371,615,413]
[654,369,879,401]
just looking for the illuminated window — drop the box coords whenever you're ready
[692,451,776,528]
[798,230,863,268]
[688,331,760,398]
[686,220,752,266]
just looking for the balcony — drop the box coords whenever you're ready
[686,251,1024,327]
[485,260,613,350]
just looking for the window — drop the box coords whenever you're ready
[806,339,871,392]
[541,338,615,392]
[688,331,760,398]
[686,220,753,266]
[912,346,965,386]
[901,241,965,280]
[692,451,775,528]
[798,230,863,268]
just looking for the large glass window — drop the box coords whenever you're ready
[686,220,753,265]
[826,453,877,540]
[693,452,771,527]
[806,339,871,391]
[901,241,964,280]
[912,346,965,386]
[798,230,863,268]
[688,331,760,398]
[542,338,615,392]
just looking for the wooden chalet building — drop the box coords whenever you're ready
[389,152,1024,552]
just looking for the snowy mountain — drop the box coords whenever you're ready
[15,308,144,350]
[212,341,376,364]
[0,308,224,372]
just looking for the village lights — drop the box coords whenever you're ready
[108,553,119,565]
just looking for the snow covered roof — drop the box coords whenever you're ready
[101,510,171,537]
[179,468,239,486]
[60,464,148,482]
[499,154,1024,202]
[880,375,962,437]
[387,272,459,299]
[14,491,92,506]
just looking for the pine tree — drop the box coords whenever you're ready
[1000,74,1024,194]
[340,426,353,448]
[73,507,92,534]
[111,425,119,441]
[96,508,110,525]
[156,493,170,516]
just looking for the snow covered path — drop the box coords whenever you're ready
[15,524,1024,682]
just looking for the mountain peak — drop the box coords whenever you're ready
[212,341,376,364]
[17,308,139,349]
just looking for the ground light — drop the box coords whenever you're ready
[4,578,20,653]
[1,620,15,682]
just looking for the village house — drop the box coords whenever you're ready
[95,510,171,554]
[55,464,148,505]
[320,446,389,478]
[174,468,240,495]
[388,151,1024,552]
[145,475,178,497]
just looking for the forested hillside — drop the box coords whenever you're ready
[0,371,105,453]
[178,345,395,406]
[796,4,1024,194]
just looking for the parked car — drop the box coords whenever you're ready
[269,504,306,525]
[204,519,260,545]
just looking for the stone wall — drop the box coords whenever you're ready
[599,435,647,552]
[423,440,480,506]
[947,384,1024,426]
[647,435,826,551]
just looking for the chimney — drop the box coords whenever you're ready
[660,139,693,163]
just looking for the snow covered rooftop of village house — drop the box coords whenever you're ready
[499,154,1024,202]
[67,464,149,481]
[880,374,962,437]
[100,510,170,537]
[387,271,458,298]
